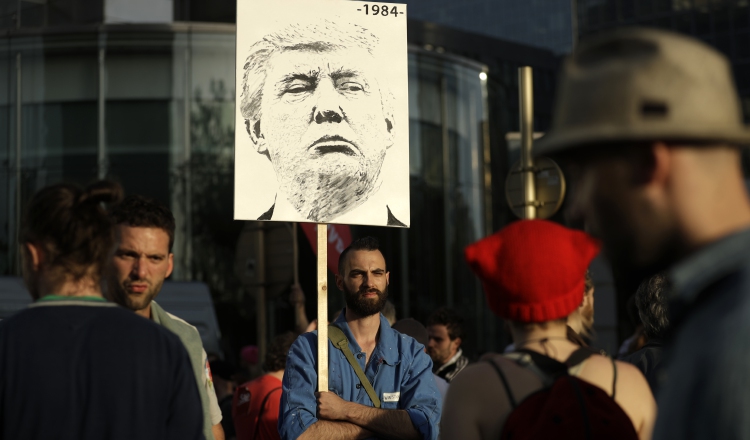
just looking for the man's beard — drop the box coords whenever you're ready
[343,283,388,318]
[109,278,162,312]
[606,229,685,297]
[593,196,686,296]
[426,345,451,365]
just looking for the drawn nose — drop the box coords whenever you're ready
[315,109,342,124]
[312,81,344,124]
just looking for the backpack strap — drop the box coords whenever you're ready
[565,348,618,399]
[253,387,282,440]
[564,348,595,368]
[328,325,381,408]
[611,357,618,399]
[509,350,566,387]
[485,359,518,408]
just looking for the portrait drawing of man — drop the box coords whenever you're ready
[238,19,407,227]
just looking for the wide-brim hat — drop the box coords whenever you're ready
[535,27,750,157]
[465,220,600,323]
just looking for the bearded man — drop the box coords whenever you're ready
[278,237,441,440]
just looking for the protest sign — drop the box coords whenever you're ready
[235,0,408,391]
[234,0,410,228]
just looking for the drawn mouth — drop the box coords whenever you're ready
[309,135,358,156]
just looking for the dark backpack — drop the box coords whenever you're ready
[488,348,639,440]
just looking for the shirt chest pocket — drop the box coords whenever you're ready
[376,361,403,409]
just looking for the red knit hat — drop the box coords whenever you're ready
[465,220,600,323]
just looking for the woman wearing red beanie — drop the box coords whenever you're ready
[442,220,656,440]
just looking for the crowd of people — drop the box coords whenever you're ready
[2,25,750,440]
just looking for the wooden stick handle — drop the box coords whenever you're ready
[317,224,328,392]
[292,223,299,286]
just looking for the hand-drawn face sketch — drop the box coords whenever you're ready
[234,0,409,227]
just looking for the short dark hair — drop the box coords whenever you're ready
[635,273,670,340]
[337,236,385,276]
[110,195,176,251]
[263,332,297,373]
[20,180,123,287]
[427,307,465,341]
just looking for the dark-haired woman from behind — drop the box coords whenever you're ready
[0,181,204,440]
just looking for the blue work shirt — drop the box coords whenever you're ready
[278,310,442,440]
[654,227,750,440]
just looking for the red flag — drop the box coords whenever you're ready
[300,224,352,275]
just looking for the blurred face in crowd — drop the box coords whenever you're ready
[108,225,174,318]
[252,46,394,221]
[336,249,390,318]
[564,145,684,292]
[427,324,461,366]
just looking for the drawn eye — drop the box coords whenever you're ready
[339,81,364,92]
[285,82,312,94]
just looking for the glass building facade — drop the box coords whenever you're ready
[403,0,574,54]
[576,0,750,120]
[1,24,236,283]
[2,0,581,358]
[0,21,514,356]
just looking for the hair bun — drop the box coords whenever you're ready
[77,180,124,206]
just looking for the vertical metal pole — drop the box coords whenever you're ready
[519,67,536,220]
[570,0,579,50]
[97,48,106,179]
[14,0,21,274]
[317,224,328,391]
[478,68,495,362]
[14,52,22,274]
[440,76,454,306]
[183,43,193,279]
[479,71,492,236]
[256,223,267,362]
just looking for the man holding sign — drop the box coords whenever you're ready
[278,237,441,439]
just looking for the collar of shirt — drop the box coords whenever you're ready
[29,295,116,308]
[668,227,750,321]
[331,308,400,366]
[36,294,107,302]
[434,348,464,375]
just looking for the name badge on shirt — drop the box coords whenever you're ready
[383,392,400,403]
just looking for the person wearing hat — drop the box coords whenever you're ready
[534,27,750,439]
[442,220,656,440]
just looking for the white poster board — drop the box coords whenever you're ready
[234,0,409,228]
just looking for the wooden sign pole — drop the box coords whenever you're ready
[292,223,299,286]
[317,224,329,391]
